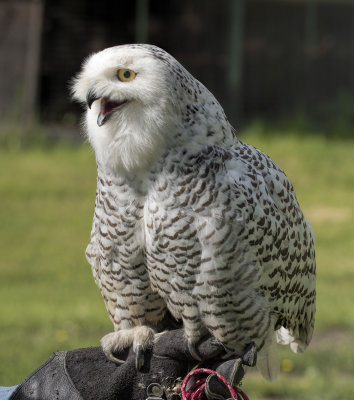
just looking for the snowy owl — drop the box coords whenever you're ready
[72,44,316,380]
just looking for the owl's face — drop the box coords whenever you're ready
[72,45,186,172]
[72,44,226,173]
[72,45,175,126]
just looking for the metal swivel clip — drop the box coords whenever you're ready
[146,383,165,400]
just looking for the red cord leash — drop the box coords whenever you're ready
[180,368,250,400]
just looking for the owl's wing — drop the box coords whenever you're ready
[231,141,316,353]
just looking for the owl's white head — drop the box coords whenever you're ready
[72,44,231,173]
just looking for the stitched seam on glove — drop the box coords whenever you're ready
[63,352,85,399]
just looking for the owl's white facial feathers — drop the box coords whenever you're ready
[72,45,177,172]
[72,44,231,173]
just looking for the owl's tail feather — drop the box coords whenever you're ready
[256,339,279,381]
[276,326,307,353]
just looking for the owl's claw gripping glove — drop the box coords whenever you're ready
[10,328,249,400]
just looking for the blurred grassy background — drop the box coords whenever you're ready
[0,124,353,400]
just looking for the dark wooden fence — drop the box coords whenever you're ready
[0,0,42,123]
[1,0,354,131]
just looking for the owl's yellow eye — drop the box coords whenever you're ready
[117,69,136,82]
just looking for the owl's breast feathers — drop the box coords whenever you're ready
[86,169,167,328]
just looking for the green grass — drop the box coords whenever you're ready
[0,129,354,399]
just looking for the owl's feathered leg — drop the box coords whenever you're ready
[101,325,156,369]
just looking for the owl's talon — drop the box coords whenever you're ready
[188,339,203,362]
[242,341,257,367]
[135,344,145,370]
[103,349,125,365]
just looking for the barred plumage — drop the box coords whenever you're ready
[72,44,316,379]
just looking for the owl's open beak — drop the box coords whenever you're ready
[86,89,128,127]
[97,97,128,127]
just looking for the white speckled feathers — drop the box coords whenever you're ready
[72,44,316,380]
